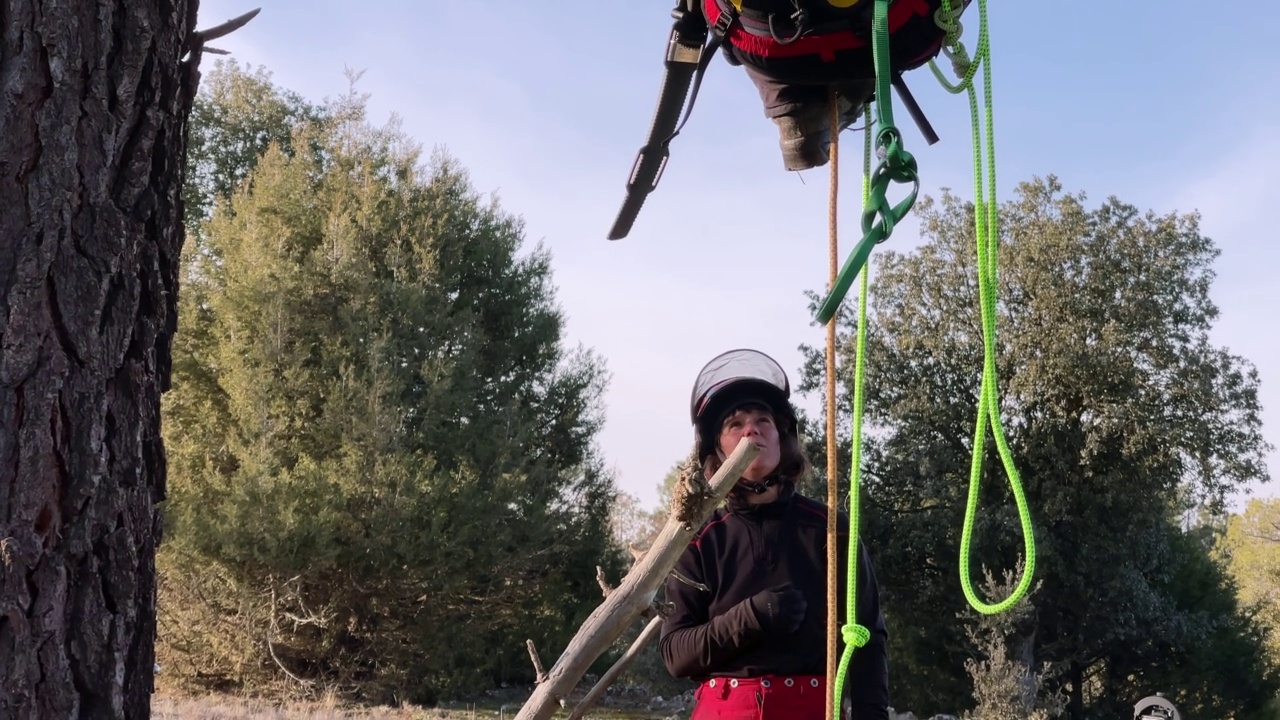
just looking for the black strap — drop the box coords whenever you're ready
[661,10,733,145]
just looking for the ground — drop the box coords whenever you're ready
[152,685,695,720]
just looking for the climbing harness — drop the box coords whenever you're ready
[822,0,1037,716]
[607,0,958,241]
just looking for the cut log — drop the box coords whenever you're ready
[512,437,760,720]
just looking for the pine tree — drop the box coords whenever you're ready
[158,71,624,703]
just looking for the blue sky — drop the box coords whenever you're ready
[196,0,1280,511]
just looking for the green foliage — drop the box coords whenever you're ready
[160,64,624,703]
[1143,523,1278,719]
[182,60,328,238]
[798,177,1275,718]
[1220,499,1280,670]
[961,569,1064,720]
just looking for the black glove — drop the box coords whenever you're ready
[748,583,807,636]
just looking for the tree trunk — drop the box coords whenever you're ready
[0,0,203,717]
[1067,661,1084,720]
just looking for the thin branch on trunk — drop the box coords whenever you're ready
[568,616,664,720]
[513,437,760,720]
[596,566,614,597]
[194,8,261,42]
[526,639,548,684]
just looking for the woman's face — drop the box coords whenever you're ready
[718,406,781,481]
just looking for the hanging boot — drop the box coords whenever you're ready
[771,82,873,171]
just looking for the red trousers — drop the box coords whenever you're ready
[690,675,827,720]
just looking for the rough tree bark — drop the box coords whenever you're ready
[0,1,216,717]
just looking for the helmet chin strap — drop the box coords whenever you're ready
[716,440,783,497]
[717,446,783,495]
[737,476,780,494]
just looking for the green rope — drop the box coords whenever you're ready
[931,0,1037,614]
[814,0,919,326]
[828,5,1037,717]
[832,103,875,718]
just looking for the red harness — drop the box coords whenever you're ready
[703,0,942,65]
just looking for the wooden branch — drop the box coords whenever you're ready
[195,8,261,43]
[596,566,613,597]
[266,636,314,687]
[567,615,664,720]
[526,639,548,684]
[513,437,759,720]
[266,586,313,687]
[628,544,647,564]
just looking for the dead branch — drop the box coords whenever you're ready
[275,576,335,630]
[567,616,664,720]
[266,585,314,687]
[526,639,548,684]
[266,636,315,688]
[1245,529,1280,543]
[281,610,329,628]
[513,437,759,720]
[596,566,614,597]
[194,8,261,43]
[671,449,712,526]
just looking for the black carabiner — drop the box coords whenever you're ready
[769,7,808,44]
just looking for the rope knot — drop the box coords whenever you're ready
[942,44,973,78]
[932,3,964,39]
[841,623,871,648]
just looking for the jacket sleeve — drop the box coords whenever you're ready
[659,539,767,678]
[844,540,890,720]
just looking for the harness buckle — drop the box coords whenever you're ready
[712,8,735,37]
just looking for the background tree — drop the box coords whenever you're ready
[0,2,233,717]
[960,569,1064,720]
[1220,499,1280,667]
[157,67,624,703]
[182,60,328,238]
[799,177,1275,718]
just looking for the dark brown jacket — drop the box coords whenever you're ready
[659,484,890,720]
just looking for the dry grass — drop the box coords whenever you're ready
[151,693,441,719]
[151,693,680,720]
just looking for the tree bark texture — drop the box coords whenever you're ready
[0,0,202,717]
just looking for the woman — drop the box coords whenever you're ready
[661,348,890,720]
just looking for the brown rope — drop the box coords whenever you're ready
[824,86,840,720]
